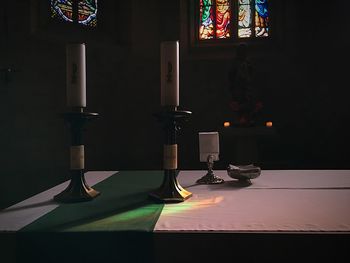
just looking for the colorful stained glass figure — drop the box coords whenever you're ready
[255,0,269,37]
[199,0,215,40]
[78,0,98,27]
[216,0,231,39]
[51,0,73,23]
[199,0,232,40]
[238,0,252,38]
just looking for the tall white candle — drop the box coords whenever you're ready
[199,132,220,162]
[160,41,179,107]
[66,43,86,108]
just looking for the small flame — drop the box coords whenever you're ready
[223,121,230,127]
[266,121,273,127]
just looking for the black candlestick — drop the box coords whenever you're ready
[54,109,100,203]
[149,107,192,203]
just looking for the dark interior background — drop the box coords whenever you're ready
[1,0,349,209]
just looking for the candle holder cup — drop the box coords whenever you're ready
[54,110,100,203]
[149,107,192,203]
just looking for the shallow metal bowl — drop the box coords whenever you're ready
[227,164,261,181]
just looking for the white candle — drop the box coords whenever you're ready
[199,132,220,162]
[66,43,86,108]
[160,41,179,106]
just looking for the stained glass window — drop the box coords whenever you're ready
[199,0,231,40]
[78,0,98,27]
[216,0,231,39]
[254,0,269,37]
[51,0,73,23]
[238,0,253,38]
[198,0,269,41]
[50,0,98,27]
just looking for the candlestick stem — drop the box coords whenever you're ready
[149,108,192,203]
[54,110,100,203]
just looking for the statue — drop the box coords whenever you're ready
[228,44,263,127]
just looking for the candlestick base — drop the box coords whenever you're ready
[54,170,100,203]
[196,155,224,184]
[149,170,192,203]
[196,171,225,184]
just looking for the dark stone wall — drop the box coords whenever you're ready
[0,0,349,209]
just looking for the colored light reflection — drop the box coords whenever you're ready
[64,204,163,231]
[62,197,224,231]
[161,196,224,216]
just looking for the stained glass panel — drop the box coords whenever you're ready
[238,1,252,38]
[255,0,269,37]
[199,0,215,40]
[216,0,231,39]
[197,0,269,41]
[78,0,98,27]
[51,0,73,23]
[51,0,98,27]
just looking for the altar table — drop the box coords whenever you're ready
[1,170,349,262]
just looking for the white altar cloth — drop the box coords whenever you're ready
[154,170,350,232]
